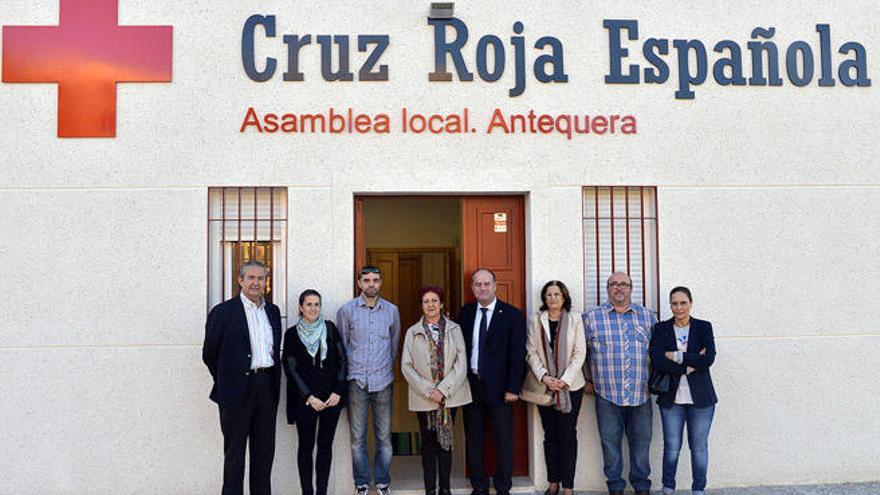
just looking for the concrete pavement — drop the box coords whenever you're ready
[542,483,880,495]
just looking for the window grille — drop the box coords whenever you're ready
[583,186,659,313]
[207,187,287,320]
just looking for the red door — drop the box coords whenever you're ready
[462,196,528,477]
[354,197,367,294]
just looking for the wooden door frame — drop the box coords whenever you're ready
[353,193,525,296]
[353,193,531,477]
[461,195,529,477]
[354,197,367,295]
[354,194,467,296]
[366,247,457,311]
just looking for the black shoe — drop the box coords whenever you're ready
[438,490,451,495]
[609,491,624,495]
[544,487,560,495]
[425,490,436,495]
[634,491,650,495]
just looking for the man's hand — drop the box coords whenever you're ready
[665,351,676,361]
[324,393,341,408]
[429,389,445,404]
[504,392,519,403]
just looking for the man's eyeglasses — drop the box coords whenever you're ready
[608,282,632,289]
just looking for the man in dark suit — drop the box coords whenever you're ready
[202,260,282,495]
[459,268,526,495]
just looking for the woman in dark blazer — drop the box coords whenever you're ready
[282,289,347,495]
[649,286,717,495]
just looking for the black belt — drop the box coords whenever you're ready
[246,367,273,376]
[469,371,482,381]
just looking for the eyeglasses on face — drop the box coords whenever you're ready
[608,282,632,289]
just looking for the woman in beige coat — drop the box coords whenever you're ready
[401,285,472,495]
[522,280,587,495]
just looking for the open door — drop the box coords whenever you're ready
[461,195,529,477]
[354,197,367,294]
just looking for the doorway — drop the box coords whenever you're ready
[354,195,528,491]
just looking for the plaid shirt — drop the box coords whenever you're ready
[336,295,401,392]
[583,302,657,406]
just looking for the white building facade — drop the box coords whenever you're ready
[1,1,879,493]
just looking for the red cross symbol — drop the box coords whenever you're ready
[2,0,172,137]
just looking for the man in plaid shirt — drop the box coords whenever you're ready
[583,272,657,495]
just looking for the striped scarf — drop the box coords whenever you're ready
[424,317,454,450]
[542,311,572,413]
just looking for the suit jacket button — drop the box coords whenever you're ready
[247,354,252,358]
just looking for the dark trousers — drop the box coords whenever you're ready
[219,371,278,495]
[463,374,513,495]
[417,409,458,492]
[294,400,342,495]
[537,391,583,489]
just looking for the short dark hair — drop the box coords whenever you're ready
[418,285,445,304]
[669,286,693,302]
[471,267,496,283]
[358,265,381,280]
[297,289,322,316]
[539,280,572,312]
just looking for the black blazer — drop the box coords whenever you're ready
[649,317,718,408]
[282,320,347,424]
[202,296,283,408]
[459,299,527,405]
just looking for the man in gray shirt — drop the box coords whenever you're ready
[336,265,401,495]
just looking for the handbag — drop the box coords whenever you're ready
[648,366,670,395]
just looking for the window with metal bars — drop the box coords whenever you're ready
[582,186,659,313]
[207,187,288,321]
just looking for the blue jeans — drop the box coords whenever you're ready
[347,381,393,488]
[660,403,715,494]
[594,395,652,492]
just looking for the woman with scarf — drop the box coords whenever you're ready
[282,289,347,495]
[401,285,472,495]
[521,280,587,495]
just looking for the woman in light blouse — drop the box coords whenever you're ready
[521,280,586,495]
[649,286,717,495]
[401,285,472,495]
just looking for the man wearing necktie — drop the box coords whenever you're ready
[458,268,526,495]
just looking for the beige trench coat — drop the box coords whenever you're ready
[401,316,473,411]
[521,310,587,405]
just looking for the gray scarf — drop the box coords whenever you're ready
[296,316,328,366]
[542,311,572,414]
